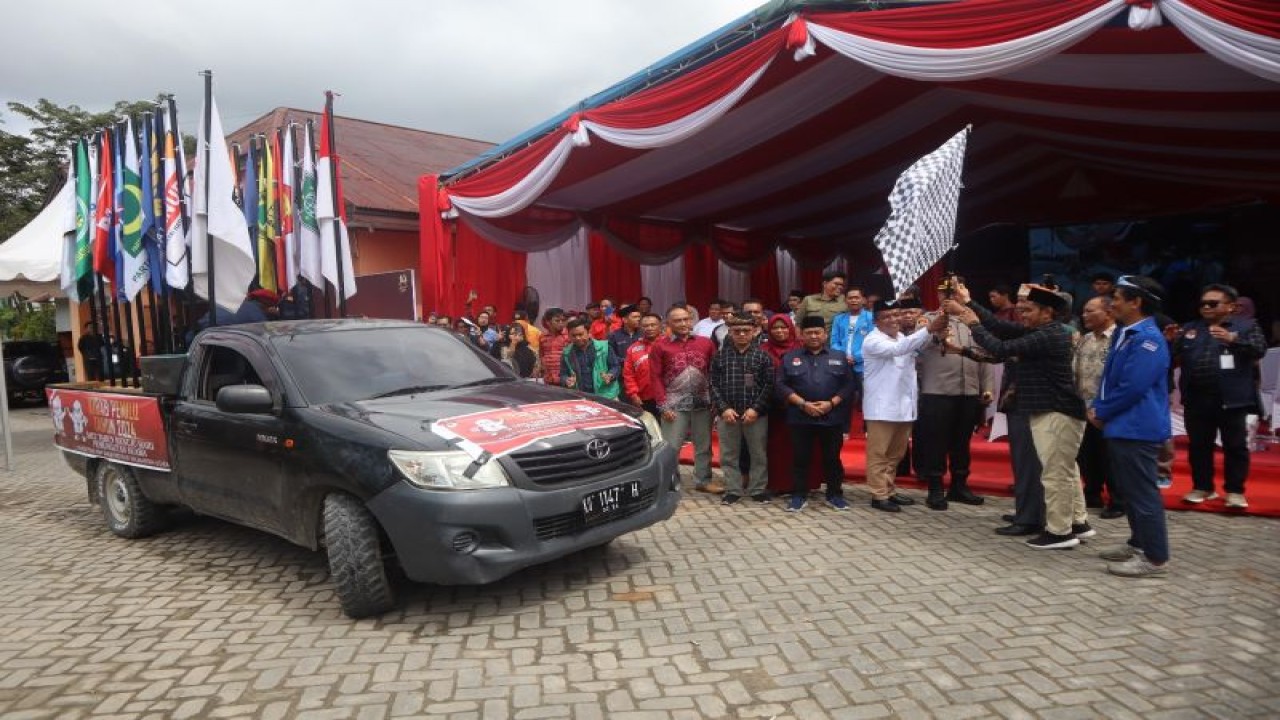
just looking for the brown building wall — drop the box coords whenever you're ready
[351,228,419,277]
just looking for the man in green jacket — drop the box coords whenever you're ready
[562,318,621,399]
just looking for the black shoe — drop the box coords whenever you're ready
[947,489,985,506]
[889,493,916,506]
[1001,513,1016,523]
[751,493,772,504]
[1072,522,1097,539]
[926,493,948,511]
[870,499,902,513]
[1025,532,1080,550]
[1100,506,1126,520]
[995,523,1039,536]
[721,494,741,506]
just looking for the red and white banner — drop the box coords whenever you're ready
[48,388,171,471]
[431,400,640,460]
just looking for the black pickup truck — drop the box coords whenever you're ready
[49,319,680,617]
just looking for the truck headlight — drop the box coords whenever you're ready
[640,411,665,448]
[388,450,511,490]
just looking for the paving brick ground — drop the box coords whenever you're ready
[1,404,1277,719]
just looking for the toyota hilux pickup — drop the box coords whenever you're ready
[49,319,680,617]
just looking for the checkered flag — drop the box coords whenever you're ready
[873,126,971,297]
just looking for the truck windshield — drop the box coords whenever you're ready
[271,327,514,405]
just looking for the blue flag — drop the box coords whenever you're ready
[139,113,167,295]
[241,140,259,262]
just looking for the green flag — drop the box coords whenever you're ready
[74,139,93,295]
[120,117,150,299]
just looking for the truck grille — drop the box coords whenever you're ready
[510,428,648,485]
[532,487,657,541]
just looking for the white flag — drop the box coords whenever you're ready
[59,149,80,301]
[162,106,189,289]
[872,126,971,297]
[191,94,255,313]
[280,126,298,285]
[298,123,322,287]
[316,111,356,300]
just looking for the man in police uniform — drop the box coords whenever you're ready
[775,316,859,512]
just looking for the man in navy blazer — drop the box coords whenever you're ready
[1089,275,1172,578]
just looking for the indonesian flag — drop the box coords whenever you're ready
[316,95,356,300]
[191,92,256,312]
[297,122,322,288]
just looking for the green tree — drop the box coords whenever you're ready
[0,96,174,240]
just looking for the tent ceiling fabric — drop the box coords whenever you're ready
[434,0,1280,266]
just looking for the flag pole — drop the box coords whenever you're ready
[324,91,347,316]
[200,71,217,326]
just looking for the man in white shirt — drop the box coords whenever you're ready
[862,300,948,512]
[692,299,727,339]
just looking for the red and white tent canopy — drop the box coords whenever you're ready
[421,0,1279,310]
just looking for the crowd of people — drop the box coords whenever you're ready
[433,270,1268,579]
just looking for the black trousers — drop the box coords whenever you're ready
[1007,411,1045,528]
[789,424,844,497]
[1184,403,1251,494]
[914,394,980,491]
[1078,422,1123,507]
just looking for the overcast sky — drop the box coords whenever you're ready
[2,0,765,147]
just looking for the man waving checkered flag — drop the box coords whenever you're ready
[873,126,971,297]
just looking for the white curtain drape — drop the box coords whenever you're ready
[717,261,749,304]
[803,1,1128,80]
[775,247,800,308]
[525,227,591,315]
[1162,0,1280,83]
[448,135,577,218]
[640,254,685,315]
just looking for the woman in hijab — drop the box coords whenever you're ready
[761,315,822,495]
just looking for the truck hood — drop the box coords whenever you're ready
[315,380,641,451]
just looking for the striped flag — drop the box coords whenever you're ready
[872,126,971,297]
[162,100,189,290]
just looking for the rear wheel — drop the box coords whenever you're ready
[96,463,164,538]
[323,494,396,618]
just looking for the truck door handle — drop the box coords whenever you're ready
[176,420,198,432]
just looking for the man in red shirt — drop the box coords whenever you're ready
[589,298,622,340]
[539,308,569,386]
[623,313,663,417]
[650,305,721,493]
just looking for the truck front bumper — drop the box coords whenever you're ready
[366,444,681,586]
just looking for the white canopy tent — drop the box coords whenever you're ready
[0,180,69,282]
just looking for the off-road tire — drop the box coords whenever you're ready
[323,494,395,618]
[96,462,165,538]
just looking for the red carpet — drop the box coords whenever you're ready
[680,430,1280,518]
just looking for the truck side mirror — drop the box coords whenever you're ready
[216,385,274,414]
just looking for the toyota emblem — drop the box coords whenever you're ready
[585,439,611,460]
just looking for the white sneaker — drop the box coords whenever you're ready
[1225,493,1249,509]
[1108,555,1168,578]
[1182,489,1219,504]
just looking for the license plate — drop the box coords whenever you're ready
[582,480,641,523]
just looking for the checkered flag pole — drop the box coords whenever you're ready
[872,125,971,297]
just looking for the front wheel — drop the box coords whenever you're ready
[323,494,396,619]
[96,462,165,538]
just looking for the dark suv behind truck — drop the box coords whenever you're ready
[51,319,680,618]
[4,340,69,403]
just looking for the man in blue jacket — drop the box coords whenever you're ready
[1089,275,1172,578]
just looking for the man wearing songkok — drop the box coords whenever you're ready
[775,315,859,512]
[947,283,1094,549]
[862,300,948,513]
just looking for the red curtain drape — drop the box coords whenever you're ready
[683,244,719,313]
[418,175,451,318]
[798,267,824,296]
[749,251,782,308]
[588,231,643,306]
[813,0,1112,48]
[448,220,528,321]
[711,227,776,266]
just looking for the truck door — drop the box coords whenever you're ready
[170,336,291,533]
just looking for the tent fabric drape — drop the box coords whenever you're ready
[640,254,685,315]
[452,221,528,319]
[749,251,782,309]
[588,231,643,305]
[526,227,591,317]
[682,244,719,313]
